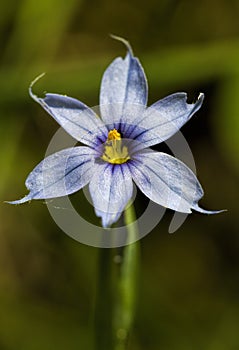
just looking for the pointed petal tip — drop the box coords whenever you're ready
[196,92,204,107]
[109,34,133,55]
[102,221,111,229]
[100,213,116,229]
[193,204,227,215]
[5,195,32,205]
[94,209,112,229]
[190,91,204,109]
[29,72,46,101]
[198,92,204,101]
[186,91,204,108]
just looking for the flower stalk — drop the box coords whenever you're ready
[113,204,140,350]
[94,204,140,350]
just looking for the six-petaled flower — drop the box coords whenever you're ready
[9,37,222,228]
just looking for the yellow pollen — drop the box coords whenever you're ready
[101,129,130,164]
[107,129,121,141]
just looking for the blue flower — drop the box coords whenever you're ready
[10,37,222,228]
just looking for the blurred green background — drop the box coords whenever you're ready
[0,0,239,349]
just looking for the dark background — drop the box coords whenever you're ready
[0,0,238,349]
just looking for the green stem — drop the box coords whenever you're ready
[94,204,140,350]
[114,204,140,350]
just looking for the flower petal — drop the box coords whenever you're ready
[128,92,204,149]
[89,162,133,228]
[100,41,148,128]
[8,147,97,204]
[129,150,221,213]
[30,82,108,147]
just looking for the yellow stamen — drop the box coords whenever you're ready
[107,129,121,141]
[101,129,130,164]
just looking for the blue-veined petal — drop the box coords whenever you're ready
[89,162,133,228]
[30,82,108,147]
[100,39,148,129]
[128,92,204,149]
[129,150,222,214]
[8,147,98,204]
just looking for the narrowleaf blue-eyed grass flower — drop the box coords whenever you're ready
[9,37,223,228]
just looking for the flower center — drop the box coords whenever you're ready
[101,129,130,164]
